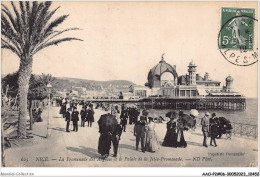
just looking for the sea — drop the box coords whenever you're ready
[147,98,258,125]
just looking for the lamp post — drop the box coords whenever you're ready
[46,83,52,138]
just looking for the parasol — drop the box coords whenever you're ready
[182,114,196,128]
[142,109,149,116]
[165,111,178,119]
[98,113,118,133]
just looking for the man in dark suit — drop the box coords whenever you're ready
[128,107,134,125]
[134,116,147,153]
[111,122,122,157]
[120,110,128,132]
[71,107,79,132]
[65,108,71,132]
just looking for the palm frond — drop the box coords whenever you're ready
[2,1,83,58]
[1,43,21,57]
[1,15,22,52]
[19,1,26,26]
[33,37,83,55]
[28,1,39,36]
[33,27,81,51]
[11,1,23,35]
[1,4,19,34]
[25,1,30,17]
[36,6,61,44]
[44,15,69,36]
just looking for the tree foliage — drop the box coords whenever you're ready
[1,1,83,57]
[2,72,56,100]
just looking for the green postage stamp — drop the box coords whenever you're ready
[220,7,255,50]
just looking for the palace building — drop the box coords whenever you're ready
[128,54,243,99]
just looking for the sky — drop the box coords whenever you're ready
[1,1,258,97]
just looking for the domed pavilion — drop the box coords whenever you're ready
[146,54,178,88]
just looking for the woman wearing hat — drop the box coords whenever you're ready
[176,111,187,148]
[162,112,178,147]
[145,119,160,152]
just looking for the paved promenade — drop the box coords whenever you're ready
[5,106,258,167]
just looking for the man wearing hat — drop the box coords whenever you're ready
[111,119,122,157]
[65,108,71,132]
[71,107,79,132]
[134,116,147,153]
[201,112,210,147]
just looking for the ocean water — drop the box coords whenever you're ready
[147,98,258,125]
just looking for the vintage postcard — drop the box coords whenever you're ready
[1,0,259,175]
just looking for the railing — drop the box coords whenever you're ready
[194,120,258,139]
[231,122,258,139]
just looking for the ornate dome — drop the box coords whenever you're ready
[149,55,178,78]
[226,75,234,82]
[146,54,178,88]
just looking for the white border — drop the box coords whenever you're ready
[0,0,259,176]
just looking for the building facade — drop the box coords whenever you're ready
[131,54,243,98]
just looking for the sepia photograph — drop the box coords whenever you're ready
[0,0,259,175]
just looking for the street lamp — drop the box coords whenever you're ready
[46,83,52,138]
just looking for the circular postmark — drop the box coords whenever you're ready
[218,15,258,66]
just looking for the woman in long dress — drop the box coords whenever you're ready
[162,118,177,147]
[145,120,160,152]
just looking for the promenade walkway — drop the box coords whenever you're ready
[5,107,258,167]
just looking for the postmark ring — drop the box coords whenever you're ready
[218,15,258,66]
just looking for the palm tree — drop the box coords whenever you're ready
[39,73,55,86]
[1,1,82,138]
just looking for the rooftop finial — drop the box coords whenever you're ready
[160,53,165,62]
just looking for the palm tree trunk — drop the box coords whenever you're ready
[17,57,33,138]
[29,99,33,130]
[1,117,5,167]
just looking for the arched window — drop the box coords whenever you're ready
[161,72,175,86]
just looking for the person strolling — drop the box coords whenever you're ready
[210,113,218,147]
[145,119,160,152]
[162,112,178,147]
[80,106,87,127]
[87,104,95,127]
[71,107,79,132]
[134,116,147,153]
[65,108,71,132]
[111,117,122,157]
[201,112,210,147]
[176,111,187,148]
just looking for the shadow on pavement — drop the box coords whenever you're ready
[119,143,135,150]
[31,133,46,139]
[66,146,100,158]
[186,141,203,147]
[53,116,62,119]
[190,132,203,137]
[51,127,67,132]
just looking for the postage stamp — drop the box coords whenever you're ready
[220,7,255,50]
[218,7,258,66]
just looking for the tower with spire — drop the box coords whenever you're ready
[188,60,197,85]
[224,75,234,92]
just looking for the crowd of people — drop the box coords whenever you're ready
[60,98,95,132]
[58,99,221,159]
